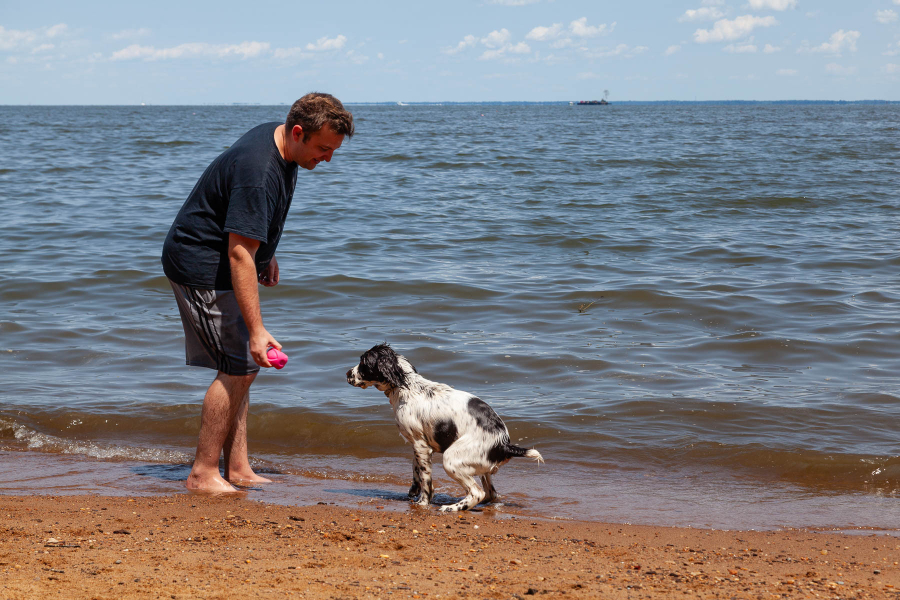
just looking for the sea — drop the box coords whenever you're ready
[1,103,898,532]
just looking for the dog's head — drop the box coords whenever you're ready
[346,343,417,392]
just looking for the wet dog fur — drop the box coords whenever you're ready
[346,343,543,512]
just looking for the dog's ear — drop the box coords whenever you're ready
[378,349,409,389]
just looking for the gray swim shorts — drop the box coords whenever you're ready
[168,279,260,375]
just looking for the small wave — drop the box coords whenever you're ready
[137,140,198,147]
[421,161,486,169]
[682,443,900,493]
[0,417,192,464]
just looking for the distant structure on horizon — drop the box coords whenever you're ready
[571,89,610,106]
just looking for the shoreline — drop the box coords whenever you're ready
[1,494,898,599]
[2,448,899,533]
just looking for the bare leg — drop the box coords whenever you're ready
[223,387,272,484]
[185,371,256,492]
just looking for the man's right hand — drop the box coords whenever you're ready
[251,330,281,368]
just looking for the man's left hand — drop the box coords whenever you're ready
[259,256,279,287]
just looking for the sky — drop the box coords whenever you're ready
[1,0,898,103]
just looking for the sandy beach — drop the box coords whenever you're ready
[0,494,897,599]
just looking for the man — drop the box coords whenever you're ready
[162,93,354,492]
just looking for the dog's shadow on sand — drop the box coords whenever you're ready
[324,488,522,511]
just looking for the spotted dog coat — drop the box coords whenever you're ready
[346,343,544,512]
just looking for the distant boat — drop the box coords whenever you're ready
[576,99,609,105]
[397,101,408,106]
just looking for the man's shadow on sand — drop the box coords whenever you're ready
[130,463,280,491]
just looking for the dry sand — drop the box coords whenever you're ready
[0,494,897,599]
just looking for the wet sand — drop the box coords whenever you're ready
[1,494,897,599]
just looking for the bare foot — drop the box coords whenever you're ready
[185,471,239,493]
[227,471,273,485]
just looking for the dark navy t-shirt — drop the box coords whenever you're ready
[161,122,298,290]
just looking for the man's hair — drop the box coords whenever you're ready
[286,92,354,141]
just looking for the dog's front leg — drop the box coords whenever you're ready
[411,441,434,506]
[408,460,421,500]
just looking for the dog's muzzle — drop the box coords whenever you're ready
[346,367,366,388]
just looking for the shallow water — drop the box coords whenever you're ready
[1,104,898,530]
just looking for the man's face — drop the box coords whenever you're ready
[293,124,344,170]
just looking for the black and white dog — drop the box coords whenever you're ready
[346,343,543,512]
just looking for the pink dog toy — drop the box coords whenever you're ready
[266,347,288,369]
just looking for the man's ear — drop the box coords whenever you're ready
[291,124,304,142]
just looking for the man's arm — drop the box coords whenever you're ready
[228,233,280,368]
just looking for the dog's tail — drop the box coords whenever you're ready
[503,443,544,464]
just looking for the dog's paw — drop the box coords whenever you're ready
[439,504,462,512]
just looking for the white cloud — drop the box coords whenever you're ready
[345,50,368,64]
[44,24,67,38]
[748,0,797,10]
[447,29,532,59]
[569,17,615,37]
[377,52,384,60]
[884,63,900,73]
[526,23,563,41]
[306,35,347,51]
[885,41,900,56]
[694,15,778,43]
[481,29,511,48]
[876,10,898,24]
[802,30,860,55]
[111,41,270,61]
[665,44,682,55]
[584,44,648,59]
[31,43,54,53]
[525,17,614,50]
[480,39,531,60]
[825,63,857,76]
[703,0,725,4]
[273,47,313,60]
[0,26,37,50]
[445,34,477,55]
[776,68,797,75]
[679,7,725,22]
[763,43,781,53]
[724,39,758,52]
[489,0,540,4]
[0,23,66,51]
[111,28,151,40]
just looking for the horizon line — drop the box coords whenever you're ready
[1,99,898,107]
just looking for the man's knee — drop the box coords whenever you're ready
[216,371,257,393]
